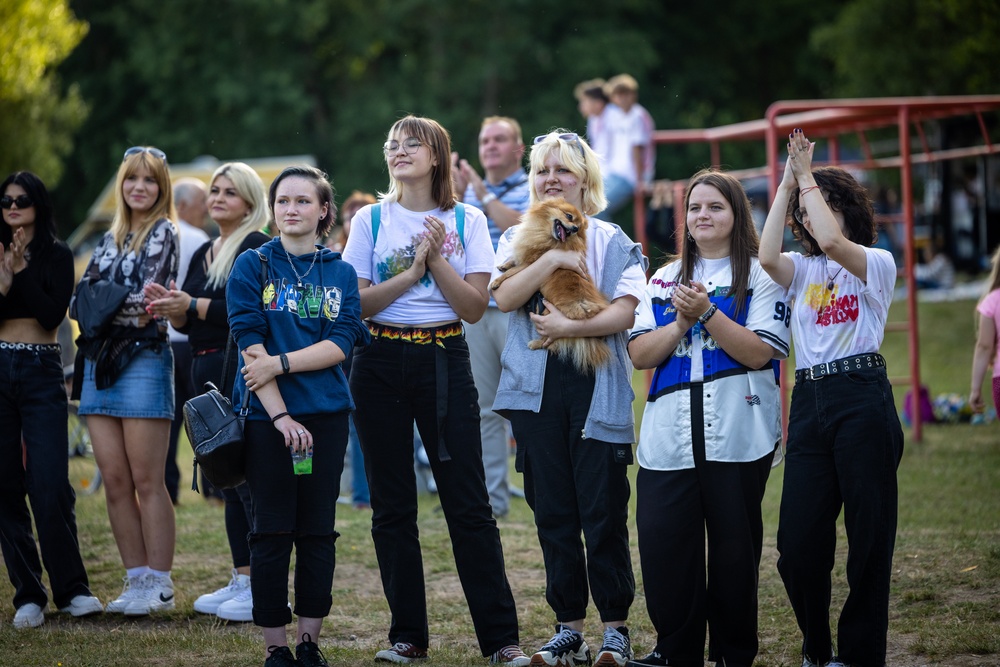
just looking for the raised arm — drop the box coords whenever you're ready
[970,311,997,413]
[759,154,797,289]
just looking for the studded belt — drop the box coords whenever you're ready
[795,353,886,383]
[0,341,61,353]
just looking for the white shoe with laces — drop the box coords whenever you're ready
[59,594,103,617]
[105,575,145,613]
[124,572,175,616]
[216,583,253,622]
[193,569,250,615]
[13,603,46,629]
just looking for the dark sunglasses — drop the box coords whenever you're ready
[533,133,585,157]
[123,146,167,163]
[0,195,33,209]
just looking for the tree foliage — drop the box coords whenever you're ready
[0,0,88,186]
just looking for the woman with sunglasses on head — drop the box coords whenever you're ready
[759,129,904,667]
[0,172,103,629]
[71,146,180,617]
[145,162,270,623]
[227,165,368,667]
[342,115,528,666]
[627,169,790,667]
[491,130,647,667]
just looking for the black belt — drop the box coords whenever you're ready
[795,353,886,383]
[0,341,61,353]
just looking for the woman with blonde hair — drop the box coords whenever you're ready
[146,162,270,622]
[491,130,647,667]
[971,245,1000,414]
[72,146,179,616]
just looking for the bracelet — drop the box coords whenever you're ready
[698,303,719,325]
[799,185,822,196]
[480,192,497,206]
[270,411,290,423]
[279,353,290,374]
[187,298,198,316]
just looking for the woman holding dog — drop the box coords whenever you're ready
[759,130,904,667]
[72,147,179,616]
[491,130,647,667]
[628,168,790,667]
[341,115,528,666]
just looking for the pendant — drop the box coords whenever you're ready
[827,280,834,290]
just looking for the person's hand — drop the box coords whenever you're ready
[451,152,470,196]
[423,215,447,261]
[0,244,13,295]
[272,414,313,454]
[672,281,712,321]
[529,299,573,346]
[242,349,281,391]
[970,387,984,414]
[545,248,589,277]
[146,281,191,318]
[144,281,170,303]
[788,128,815,181]
[460,160,487,199]
[8,227,28,274]
[779,140,798,190]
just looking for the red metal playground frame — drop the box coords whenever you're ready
[631,95,1000,442]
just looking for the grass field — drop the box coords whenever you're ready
[1,297,997,666]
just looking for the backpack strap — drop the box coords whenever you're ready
[371,203,381,246]
[371,201,463,247]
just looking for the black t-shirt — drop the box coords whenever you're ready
[0,239,74,331]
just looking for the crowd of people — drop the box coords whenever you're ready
[9,75,986,667]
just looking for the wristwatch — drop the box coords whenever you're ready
[698,303,718,325]
[187,298,198,316]
[280,353,291,374]
[480,192,497,206]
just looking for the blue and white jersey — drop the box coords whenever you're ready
[631,257,790,470]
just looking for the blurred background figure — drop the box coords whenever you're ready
[971,245,1000,415]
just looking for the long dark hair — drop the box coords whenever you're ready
[677,168,758,318]
[0,171,58,257]
[786,166,877,256]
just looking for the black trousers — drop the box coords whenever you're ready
[351,335,520,656]
[635,384,772,667]
[507,354,635,623]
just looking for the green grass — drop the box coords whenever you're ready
[2,298,998,666]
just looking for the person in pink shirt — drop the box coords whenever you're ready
[971,245,1000,414]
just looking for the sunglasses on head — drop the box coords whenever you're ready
[533,133,585,157]
[123,146,167,163]
[0,195,33,209]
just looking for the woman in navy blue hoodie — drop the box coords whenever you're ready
[227,165,368,667]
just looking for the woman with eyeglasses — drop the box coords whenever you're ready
[627,169,790,667]
[490,130,647,667]
[71,146,180,617]
[145,162,270,623]
[759,129,904,667]
[341,115,528,666]
[0,172,103,628]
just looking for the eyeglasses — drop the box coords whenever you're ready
[792,199,831,224]
[533,133,585,157]
[123,146,167,163]
[0,195,33,209]
[383,138,424,155]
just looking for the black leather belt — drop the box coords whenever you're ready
[795,353,886,383]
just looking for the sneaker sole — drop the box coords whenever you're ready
[375,654,428,664]
[123,599,175,616]
[594,653,628,667]
[529,654,592,667]
[216,608,253,622]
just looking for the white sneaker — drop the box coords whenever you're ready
[13,603,46,629]
[124,573,175,616]
[105,575,145,613]
[193,569,250,615]
[59,594,103,617]
[216,583,253,622]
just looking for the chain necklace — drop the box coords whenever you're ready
[284,245,319,287]
[826,259,844,290]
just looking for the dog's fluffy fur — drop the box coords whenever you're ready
[490,198,611,373]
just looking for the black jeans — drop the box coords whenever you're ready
[350,335,520,656]
[636,385,773,667]
[0,346,93,609]
[244,412,347,628]
[777,368,904,667]
[507,354,635,624]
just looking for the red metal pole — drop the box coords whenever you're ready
[899,106,922,442]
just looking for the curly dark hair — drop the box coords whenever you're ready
[786,166,877,257]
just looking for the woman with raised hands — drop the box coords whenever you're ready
[759,129,904,667]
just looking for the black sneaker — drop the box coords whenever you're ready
[595,626,632,666]
[264,645,300,667]
[626,651,670,666]
[296,634,330,667]
[531,624,591,666]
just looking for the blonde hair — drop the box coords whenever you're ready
[379,115,456,210]
[528,130,607,217]
[110,148,176,253]
[481,116,524,145]
[605,73,639,96]
[205,162,270,289]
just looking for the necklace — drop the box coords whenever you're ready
[826,259,844,290]
[284,245,319,287]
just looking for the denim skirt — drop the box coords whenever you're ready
[78,344,175,419]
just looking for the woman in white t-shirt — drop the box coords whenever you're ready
[341,115,527,666]
[627,169,790,667]
[971,245,1000,414]
[759,129,904,667]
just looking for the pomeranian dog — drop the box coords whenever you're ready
[490,198,611,373]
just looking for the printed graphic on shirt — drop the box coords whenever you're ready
[803,283,859,326]
[262,278,343,321]
[377,230,464,287]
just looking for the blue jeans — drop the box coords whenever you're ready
[350,334,519,656]
[777,367,904,667]
[0,345,93,610]
[348,415,369,505]
[598,174,636,219]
